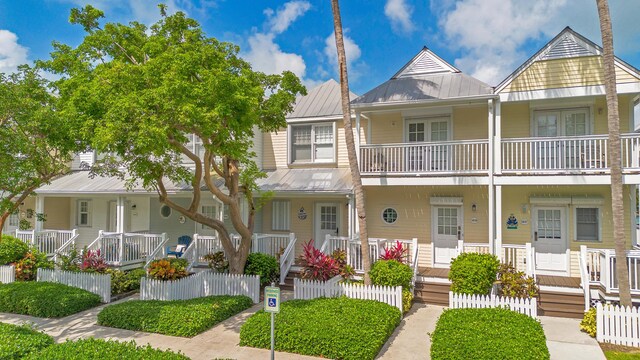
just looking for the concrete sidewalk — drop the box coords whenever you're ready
[540,316,606,360]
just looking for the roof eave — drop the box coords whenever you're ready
[351,94,498,111]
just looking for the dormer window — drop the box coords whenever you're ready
[289,123,336,164]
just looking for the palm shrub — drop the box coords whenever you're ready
[369,259,414,313]
[244,253,278,286]
[0,235,29,265]
[449,252,500,295]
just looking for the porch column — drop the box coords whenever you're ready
[347,194,355,239]
[116,196,125,233]
[35,196,45,231]
[494,99,502,174]
[355,111,361,164]
[495,185,503,259]
[488,99,495,255]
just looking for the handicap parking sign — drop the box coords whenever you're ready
[264,286,280,313]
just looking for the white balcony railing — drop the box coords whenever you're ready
[581,247,640,295]
[360,139,489,174]
[86,231,168,267]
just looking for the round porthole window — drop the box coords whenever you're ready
[160,205,172,218]
[382,208,398,224]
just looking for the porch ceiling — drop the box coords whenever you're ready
[257,168,353,194]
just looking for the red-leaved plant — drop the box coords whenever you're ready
[300,240,339,281]
[80,249,108,273]
[379,241,407,263]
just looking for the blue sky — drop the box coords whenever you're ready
[1,0,639,95]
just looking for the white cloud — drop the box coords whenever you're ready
[265,1,311,35]
[324,32,362,70]
[0,30,29,75]
[244,33,307,78]
[384,0,415,34]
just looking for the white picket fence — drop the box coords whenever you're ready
[140,271,260,303]
[37,269,111,303]
[597,303,640,347]
[449,292,538,318]
[294,277,403,313]
[0,265,15,284]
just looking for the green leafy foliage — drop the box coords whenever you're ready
[369,260,413,289]
[107,268,146,295]
[430,308,549,360]
[25,338,189,360]
[497,262,539,298]
[244,253,278,286]
[0,281,101,317]
[0,322,54,359]
[240,297,401,360]
[402,289,414,314]
[581,307,597,337]
[97,295,253,337]
[15,250,54,281]
[80,249,108,273]
[449,253,500,295]
[147,258,188,281]
[0,235,29,265]
[56,246,81,272]
[203,251,228,273]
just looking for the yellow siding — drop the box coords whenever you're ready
[500,185,632,251]
[370,113,403,144]
[452,105,488,140]
[44,198,71,230]
[502,56,640,93]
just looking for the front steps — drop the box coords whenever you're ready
[415,280,450,306]
[538,289,585,318]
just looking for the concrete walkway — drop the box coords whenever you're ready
[377,303,442,360]
[540,316,606,360]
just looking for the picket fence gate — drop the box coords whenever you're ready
[140,271,260,303]
[449,292,538,318]
[294,277,403,313]
[37,269,111,303]
[597,303,640,347]
[0,266,14,284]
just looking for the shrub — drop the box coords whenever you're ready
[0,281,101,317]
[98,295,253,337]
[203,251,228,273]
[0,235,29,265]
[299,240,339,281]
[15,250,54,281]
[80,249,108,273]
[379,241,407,263]
[25,338,189,360]
[56,246,81,272]
[448,252,500,295]
[430,308,549,360]
[496,263,539,298]
[369,260,413,289]
[240,297,401,360]
[581,307,597,337]
[244,253,278,286]
[147,258,188,281]
[402,289,413,313]
[0,322,54,359]
[108,268,146,295]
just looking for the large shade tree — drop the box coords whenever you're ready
[40,6,304,273]
[0,67,75,239]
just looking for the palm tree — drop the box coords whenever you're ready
[596,0,632,306]
[330,0,372,284]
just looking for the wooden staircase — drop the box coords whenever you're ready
[414,281,450,306]
[537,289,585,318]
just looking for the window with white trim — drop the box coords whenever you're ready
[272,200,290,231]
[76,200,91,227]
[575,207,600,241]
[533,108,590,137]
[290,123,335,163]
[382,208,398,225]
[201,205,217,230]
[8,212,19,227]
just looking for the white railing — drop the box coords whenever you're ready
[86,230,167,266]
[279,234,297,285]
[582,248,640,295]
[449,291,537,318]
[360,139,489,174]
[459,241,490,255]
[144,235,169,268]
[140,271,260,303]
[15,229,78,258]
[622,134,640,170]
[410,242,419,290]
[294,277,403,313]
[0,265,15,284]
[37,268,111,303]
[322,236,418,273]
[597,303,640,347]
[579,246,591,312]
[252,233,293,258]
[456,241,535,279]
[183,234,242,271]
[53,232,80,263]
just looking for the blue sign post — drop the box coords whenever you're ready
[264,284,280,360]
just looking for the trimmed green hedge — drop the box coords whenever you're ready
[97,295,253,337]
[0,322,54,359]
[244,253,278,286]
[0,235,29,265]
[0,282,102,317]
[449,252,500,295]
[240,297,401,360]
[25,338,189,360]
[430,308,549,360]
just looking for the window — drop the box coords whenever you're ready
[382,208,398,224]
[575,207,600,241]
[272,200,290,231]
[201,205,217,230]
[8,212,19,227]
[160,205,172,218]
[76,200,91,227]
[290,123,335,163]
[533,108,590,137]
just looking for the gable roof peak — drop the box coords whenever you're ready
[392,47,460,79]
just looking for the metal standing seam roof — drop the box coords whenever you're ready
[256,168,353,194]
[287,79,358,119]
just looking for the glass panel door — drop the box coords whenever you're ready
[535,113,559,169]
[406,121,426,171]
[429,121,449,170]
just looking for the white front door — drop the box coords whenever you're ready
[406,117,450,172]
[432,206,462,268]
[315,203,340,249]
[533,207,568,273]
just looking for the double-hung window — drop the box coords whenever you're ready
[575,207,600,241]
[290,123,335,164]
[272,200,291,231]
[76,200,92,227]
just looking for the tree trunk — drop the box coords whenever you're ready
[0,212,8,241]
[596,0,632,307]
[330,0,372,284]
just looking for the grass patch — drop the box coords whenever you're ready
[601,343,640,359]
[240,297,401,360]
[0,322,54,359]
[0,282,102,318]
[97,295,253,337]
[430,308,549,360]
[25,338,189,359]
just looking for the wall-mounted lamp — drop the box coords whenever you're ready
[521,204,528,214]
[131,204,137,210]
[598,107,603,115]
[471,203,477,212]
